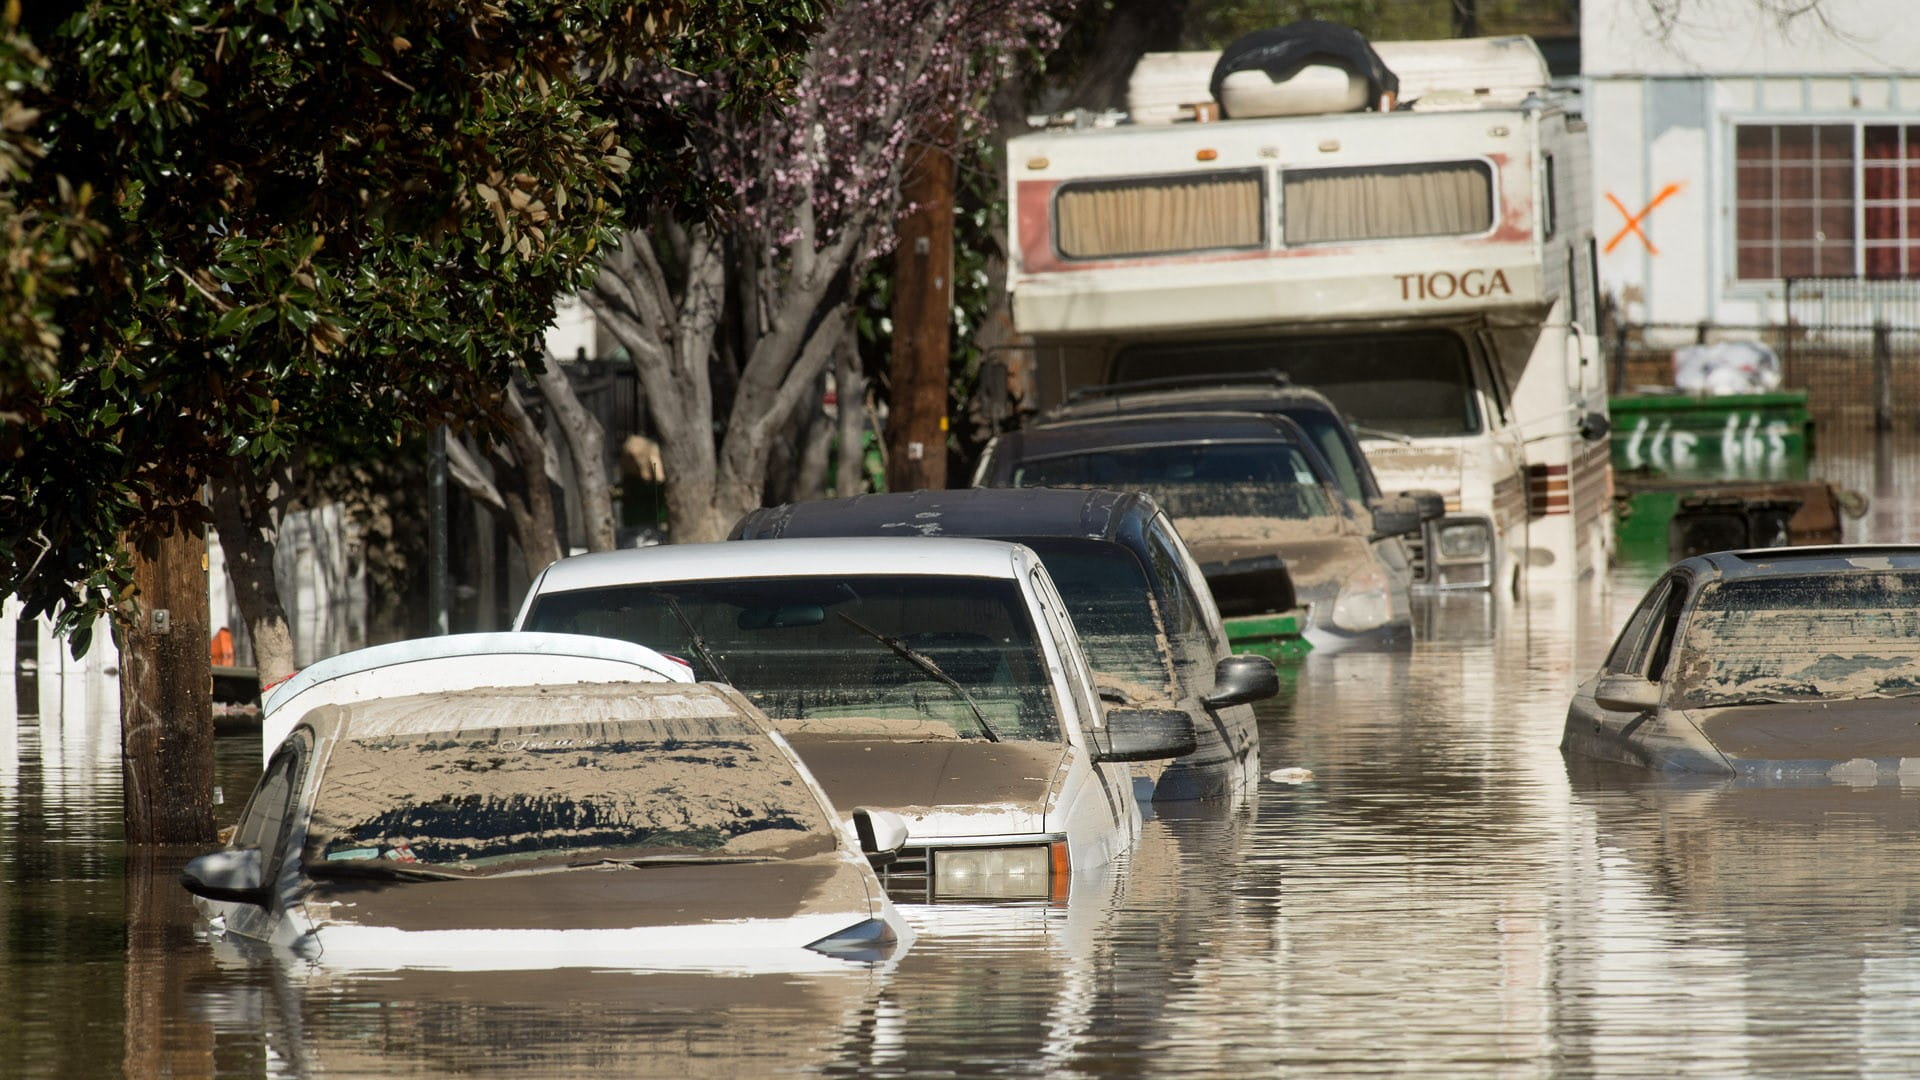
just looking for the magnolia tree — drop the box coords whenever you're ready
[586,0,1072,543]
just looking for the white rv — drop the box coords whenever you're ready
[1004,34,1613,592]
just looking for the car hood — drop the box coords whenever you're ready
[1175,515,1364,598]
[1687,697,1920,770]
[778,735,1066,839]
[1360,443,1464,497]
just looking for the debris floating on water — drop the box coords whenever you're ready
[1267,767,1315,784]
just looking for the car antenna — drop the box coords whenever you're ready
[833,611,1000,743]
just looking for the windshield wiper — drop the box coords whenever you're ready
[834,612,1000,742]
[576,855,777,868]
[648,590,731,683]
[1351,424,1414,445]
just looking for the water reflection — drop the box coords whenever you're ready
[15,546,1920,1074]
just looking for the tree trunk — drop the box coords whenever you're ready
[209,476,297,688]
[886,130,956,493]
[793,372,834,502]
[120,518,214,845]
[532,357,616,553]
[834,332,868,497]
[490,386,565,577]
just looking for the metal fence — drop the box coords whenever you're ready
[1610,277,1920,540]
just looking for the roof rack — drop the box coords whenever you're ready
[1062,371,1292,403]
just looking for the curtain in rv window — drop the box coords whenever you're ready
[1055,170,1264,259]
[1282,160,1493,244]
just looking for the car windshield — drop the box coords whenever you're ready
[524,575,1062,742]
[1673,572,1920,707]
[1022,539,1178,698]
[1009,442,1337,522]
[303,687,837,875]
[1113,332,1482,436]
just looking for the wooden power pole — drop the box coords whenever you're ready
[120,518,215,845]
[885,132,956,493]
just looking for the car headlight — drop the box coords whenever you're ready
[1331,569,1392,632]
[1436,521,1493,561]
[932,844,1058,900]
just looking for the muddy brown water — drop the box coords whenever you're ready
[16,551,1920,1075]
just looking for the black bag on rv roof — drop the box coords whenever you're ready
[1207,20,1400,116]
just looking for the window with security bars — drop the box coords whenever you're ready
[1734,123,1920,280]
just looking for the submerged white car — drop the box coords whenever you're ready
[183,678,914,973]
[514,538,1196,903]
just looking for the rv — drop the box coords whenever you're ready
[1003,33,1613,593]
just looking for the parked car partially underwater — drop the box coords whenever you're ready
[183,672,915,973]
[730,489,1279,804]
[515,538,1196,902]
[975,409,1417,651]
[1565,547,1920,780]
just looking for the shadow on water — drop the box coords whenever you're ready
[13,485,1920,1073]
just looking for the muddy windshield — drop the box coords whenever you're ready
[1010,441,1337,523]
[1022,539,1177,698]
[304,690,837,875]
[525,575,1062,742]
[1112,332,1481,437]
[1673,573,1920,707]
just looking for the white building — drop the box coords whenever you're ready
[1584,0,1920,333]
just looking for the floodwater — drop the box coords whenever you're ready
[11,541,1920,1075]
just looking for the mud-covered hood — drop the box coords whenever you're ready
[1688,697,1920,768]
[779,735,1066,838]
[1173,515,1365,598]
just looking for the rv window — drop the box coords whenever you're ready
[1281,160,1494,244]
[1111,332,1482,437]
[1055,170,1265,259]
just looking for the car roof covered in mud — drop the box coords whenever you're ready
[730,488,1165,546]
[1045,375,1343,424]
[1682,545,1920,580]
[524,536,1041,598]
[989,411,1318,461]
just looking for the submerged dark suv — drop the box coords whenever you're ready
[1038,374,1446,589]
[974,410,1419,652]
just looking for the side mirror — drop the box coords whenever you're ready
[1402,489,1447,522]
[852,808,911,865]
[180,848,271,907]
[1202,654,1279,708]
[1092,708,1197,763]
[1594,674,1661,712]
[1579,411,1612,442]
[1370,499,1424,540]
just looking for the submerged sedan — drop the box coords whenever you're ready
[1565,546,1920,779]
[183,679,913,973]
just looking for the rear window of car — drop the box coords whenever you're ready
[304,690,838,874]
[525,575,1062,743]
[1009,441,1336,523]
[1673,571,1920,707]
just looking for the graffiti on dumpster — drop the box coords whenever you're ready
[1619,412,1794,474]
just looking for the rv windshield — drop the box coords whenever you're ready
[1112,332,1482,437]
[524,575,1062,742]
[1010,442,1337,523]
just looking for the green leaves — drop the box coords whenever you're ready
[0,0,820,643]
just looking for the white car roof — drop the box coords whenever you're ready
[522,537,1036,600]
[259,632,693,760]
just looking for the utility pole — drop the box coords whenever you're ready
[120,517,214,845]
[885,128,956,493]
